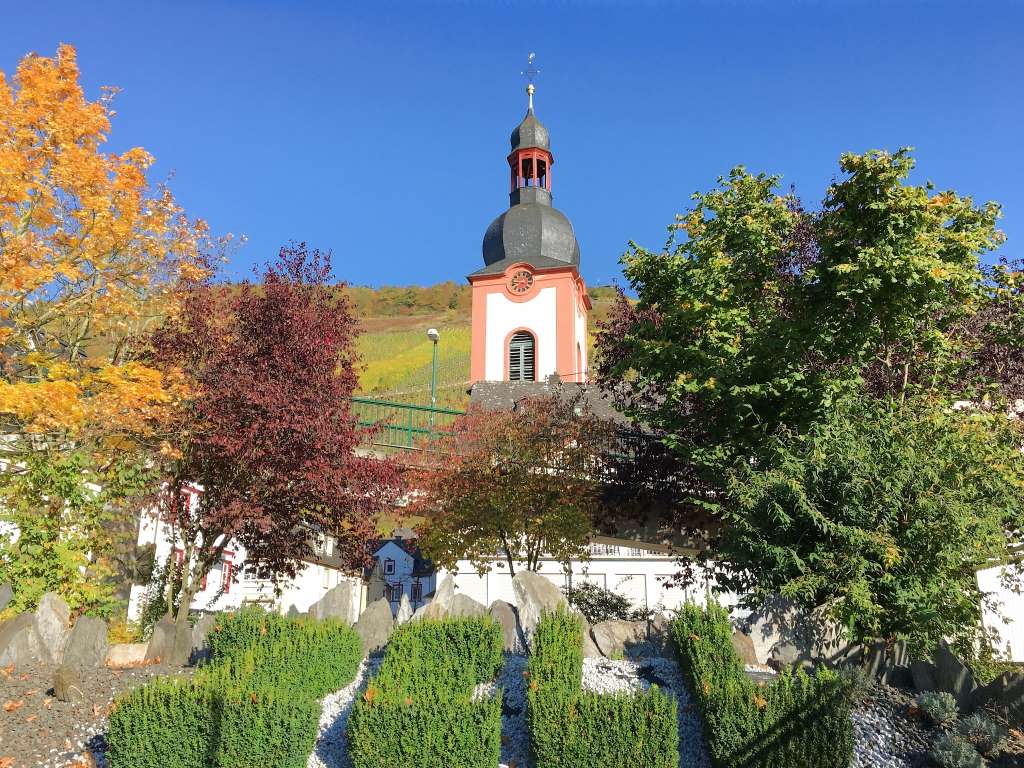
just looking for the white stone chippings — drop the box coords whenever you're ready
[307,656,382,768]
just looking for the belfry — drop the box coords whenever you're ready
[468,64,590,384]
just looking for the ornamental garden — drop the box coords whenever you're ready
[2,39,1024,768]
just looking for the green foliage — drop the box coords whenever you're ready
[526,611,679,768]
[721,396,1024,655]
[205,605,294,663]
[672,603,853,768]
[0,449,153,617]
[958,712,1009,757]
[598,148,1021,659]
[564,580,652,623]
[930,732,987,768]
[916,691,960,727]
[347,617,504,768]
[106,614,361,768]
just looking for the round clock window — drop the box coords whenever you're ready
[508,270,534,295]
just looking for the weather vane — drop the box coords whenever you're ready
[521,52,539,109]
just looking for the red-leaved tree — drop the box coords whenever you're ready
[150,244,403,623]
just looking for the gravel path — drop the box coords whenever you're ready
[308,654,712,768]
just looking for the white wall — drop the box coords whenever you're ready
[978,564,1024,661]
[441,543,743,616]
[373,541,436,615]
[484,287,557,381]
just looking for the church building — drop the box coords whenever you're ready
[469,81,590,385]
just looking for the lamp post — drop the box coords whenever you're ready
[427,328,440,428]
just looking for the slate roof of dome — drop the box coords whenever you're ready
[510,108,549,151]
[475,199,580,276]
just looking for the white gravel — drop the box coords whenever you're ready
[307,656,383,768]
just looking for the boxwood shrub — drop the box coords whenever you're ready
[526,610,680,768]
[107,609,362,768]
[347,616,504,768]
[672,602,854,768]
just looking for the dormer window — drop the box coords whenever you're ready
[383,558,396,575]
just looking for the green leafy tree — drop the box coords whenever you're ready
[721,397,1023,655]
[597,148,1018,657]
[0,450,155,616]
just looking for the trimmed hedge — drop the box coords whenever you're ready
[526,610,680,768]
[107,609,362,768]
[347,616,504,768]
[672,602,854,768]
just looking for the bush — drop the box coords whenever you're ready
[107,613,362,768]
[931,732,986,768]
[563,581,652,623]
[348,617,504,768]
[527,610,679,768]
[672,602,853,768]
[205,605,294,662]
[957,712,1008,757]
[916,691,960,727]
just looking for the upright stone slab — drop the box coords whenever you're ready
[449,593,486,618]
[308,582,355,624]
[488,600,526,653]
[35,592,71,665]
[911,660,938,693]
[53,664,84,703]
[512,571,566,644]
[190,613,217,664]
[62,616,108,671]
[0,613,49,667]
[0,583,12,613]
[731,631,759,666]
[744,595,848,666]
[591,620,654,658]
[395,594,413,625]
[581,620,602,658]
[354,598,394,655]
[933,641,978,709]
[419,574,456,620]
[145,616,175,663]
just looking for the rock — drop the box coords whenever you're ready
[354,598,394,655]
[911,660,937,692]
[743,596,849,666]
[933,640,978,709]
[488,600,526,653]
[971,671,1024,728]
[190,613,217,664]
[62,615,108,671]
[0,583,11,613]
[35,592,71,665]
[449,593,486,618]
[419,575,456,620]
[53,663,85,703]
[731,631,759,666]
[106,643,148,669]
[581,621,602,658]
[591,620,655,659]
[395,594,413,625]
[0,612,49,667]
[648,613,674,657]
[512,571,566,642]
[410,603,430,622]
[308,582,355,624]
[145,616,190,666]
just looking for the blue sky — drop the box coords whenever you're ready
[4,1,1022,287]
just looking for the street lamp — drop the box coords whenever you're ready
[427,328,440,427]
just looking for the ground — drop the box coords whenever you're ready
[0,662,191,768]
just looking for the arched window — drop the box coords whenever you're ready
[509,331,535,381]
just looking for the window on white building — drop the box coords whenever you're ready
[590,543,619,556]
[412,582,423,603]
[389,583,403,602]
[383,558,396,575]
[628,547,642,557]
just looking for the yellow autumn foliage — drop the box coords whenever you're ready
[0,45,214,450]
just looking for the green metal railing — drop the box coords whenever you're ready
[352,396,464,453]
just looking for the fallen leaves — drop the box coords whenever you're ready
[2,700,24,713]
[0,756,14,768]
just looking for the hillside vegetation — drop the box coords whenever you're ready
[348,282,619,408]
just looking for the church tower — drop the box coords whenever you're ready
[468,78,591,384]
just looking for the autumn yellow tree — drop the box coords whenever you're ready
[0,45,218,615]
[0,44,215,452]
